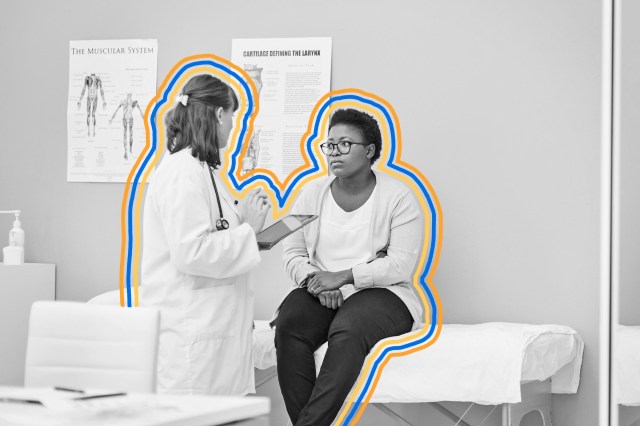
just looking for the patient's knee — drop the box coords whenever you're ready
[275,290,312,338]
[275,313,302,339]
[328,319,369,350]
[274,309,301,341]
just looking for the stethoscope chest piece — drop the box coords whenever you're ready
[216,218,229,231]
[208,165,229,232]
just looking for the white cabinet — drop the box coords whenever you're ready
[0,263,55,385]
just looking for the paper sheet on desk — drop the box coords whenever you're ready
[0,396,182,426]
[0,387,128,409]
[0,391,269,426]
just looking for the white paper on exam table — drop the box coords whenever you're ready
[253,321,584,404]
[616,325,640,406]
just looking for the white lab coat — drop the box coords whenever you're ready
[141,149,261,396]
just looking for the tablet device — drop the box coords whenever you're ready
[256,214,318,250]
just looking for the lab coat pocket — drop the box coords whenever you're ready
[187,279,237,341]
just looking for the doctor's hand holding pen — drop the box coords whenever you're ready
[237,188,272,234]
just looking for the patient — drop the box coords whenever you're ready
[275,109,424,426]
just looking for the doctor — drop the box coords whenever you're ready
[141,74,271,396]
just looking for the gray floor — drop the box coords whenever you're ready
[253,370,506,426]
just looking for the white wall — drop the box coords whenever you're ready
[616,0,640,424]
[618,0,640,327]
[0,1,604,425]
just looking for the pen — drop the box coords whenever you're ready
[0,397,42,405]
[75,392,127,401]
[54,386,85,393]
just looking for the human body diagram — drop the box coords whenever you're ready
[109,93,144,160]
[242,64,263,172]
[77,73,106,137]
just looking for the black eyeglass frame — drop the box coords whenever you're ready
[320,140,370,155]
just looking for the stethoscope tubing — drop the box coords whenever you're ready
[208,165,230,231]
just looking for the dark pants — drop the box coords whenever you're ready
[275,288,413,426]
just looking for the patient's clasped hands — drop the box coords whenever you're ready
[318,289,343,309]
[306,270,355,309]
[306,270,351,294]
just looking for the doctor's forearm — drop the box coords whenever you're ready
[172,223,260,279]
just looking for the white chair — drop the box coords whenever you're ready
[87,289,124,305]
[88,288,145,305]
[24,301,160,393]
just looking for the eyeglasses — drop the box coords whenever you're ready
[320,140,369,155]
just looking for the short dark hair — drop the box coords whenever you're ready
[165,74,239,168]
[328,109,382,164]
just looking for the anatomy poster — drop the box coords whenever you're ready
[231,37,332,181]
[67,39,158,182]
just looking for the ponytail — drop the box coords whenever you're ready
[165,74,238,168]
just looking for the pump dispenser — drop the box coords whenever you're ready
[1,210,24,265]
[9,211,24,248]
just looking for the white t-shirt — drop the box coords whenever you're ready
[315,186,376,299]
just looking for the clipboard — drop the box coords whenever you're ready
[256,215,318,250]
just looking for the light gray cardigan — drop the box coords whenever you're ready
[281,170,425,327]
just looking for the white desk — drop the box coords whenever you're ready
[0,387,269,426]
[0,263,55,386]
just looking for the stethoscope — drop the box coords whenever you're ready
[208,166,230,231]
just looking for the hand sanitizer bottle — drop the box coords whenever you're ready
[10,211,24,249]
[2,211,24,265]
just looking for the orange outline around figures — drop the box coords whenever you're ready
[119,54,443,426]
[119,54,259,307]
